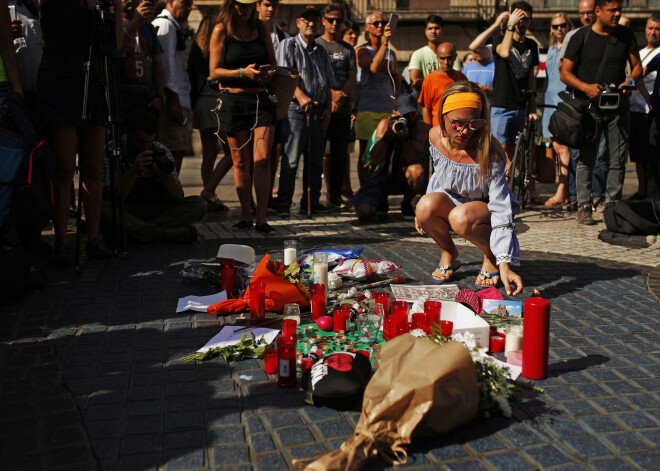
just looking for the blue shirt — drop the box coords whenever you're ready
[646,54,660,111]
[461,59,495,89]
[277,34,337,105]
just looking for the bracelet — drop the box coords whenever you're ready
[238,67,244,79]
[627,78,636,86]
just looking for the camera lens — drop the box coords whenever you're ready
[152,148,175,174]
[393,117,407,134]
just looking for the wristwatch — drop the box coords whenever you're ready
[506,25,515,32]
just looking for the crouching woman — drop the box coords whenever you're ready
[415,81,522,295]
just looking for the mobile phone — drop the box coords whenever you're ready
[259,64,271,72]
[388,13,399,33]
[8,5,17,21]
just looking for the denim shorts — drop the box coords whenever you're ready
[37,53,107,129]
[215,91,276,133]
[491,106,525,145]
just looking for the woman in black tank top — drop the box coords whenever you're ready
[206,0,277,233]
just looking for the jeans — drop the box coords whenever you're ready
[591,133,608,199]
[325,112,351,200]
[568,147,579,198]
[276,103,326,210]
[576,108,629,206]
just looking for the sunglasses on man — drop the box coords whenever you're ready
[369,21,386,27]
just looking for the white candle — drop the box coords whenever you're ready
[313,262,328,286]
[504,325,523,355]
[283,247,296,265]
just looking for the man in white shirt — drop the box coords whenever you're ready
[152,0,193,174]
[628,13,660,199]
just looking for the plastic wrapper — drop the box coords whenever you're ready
[179,262,221,286]
[299,336,478,470]
[332,259,400,279]
[297,246,365,268]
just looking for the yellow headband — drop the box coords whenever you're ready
[442,93,483,114]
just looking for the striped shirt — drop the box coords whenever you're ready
[277,33,337,105]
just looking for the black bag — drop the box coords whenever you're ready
[6,93,57,241]
[604,199,660,235]
[549,92,597,148]
[302,351,372,411]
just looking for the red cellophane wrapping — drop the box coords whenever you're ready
[207,254,310,316]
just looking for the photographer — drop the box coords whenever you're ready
[560,0,643,225]
[352,94,429,221]
[101,110,205,244]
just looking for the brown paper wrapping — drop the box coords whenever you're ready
[303,335,479,471]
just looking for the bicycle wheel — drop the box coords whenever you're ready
[509,131,528,209]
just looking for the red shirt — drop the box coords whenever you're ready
[418,70,468,126]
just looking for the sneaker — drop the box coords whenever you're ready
[256,222,276,234]
[232,220,253,231]
[562,196,578,212]
[86,237,114,259]
[52,244,73,267]
[592,196,605,213]
[329,196,348,211]
[576,204,595,225]
[401,201,415,220]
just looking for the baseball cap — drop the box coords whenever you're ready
[398,94,418,116]
[298,5,321,18]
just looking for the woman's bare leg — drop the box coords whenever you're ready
[415,192,460,281]
[227,131,253,222]
[546,140,570,205]
[47,124,78,247]
[79,125,105,241]
[252,125,275,226]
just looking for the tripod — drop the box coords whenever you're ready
[76,0,126,272]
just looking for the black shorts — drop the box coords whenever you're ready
[215,91,276,133]
[37,53,107,129]
[629,112,653,163]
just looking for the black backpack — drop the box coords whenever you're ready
[604,199,660,235]
[6,93,57,241]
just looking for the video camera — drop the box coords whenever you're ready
[393,116,408,135]
[597,83,636,111]
[152,147,175,174]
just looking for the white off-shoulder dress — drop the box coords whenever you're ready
[427,142,520,266]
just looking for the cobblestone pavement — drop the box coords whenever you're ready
[1,154,659,471]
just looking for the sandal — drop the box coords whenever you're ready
[201,191,229,212]
[475,270,500,291]
[431,264,461,284]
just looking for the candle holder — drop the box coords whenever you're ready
[264,349,278,375]
[276,337,297,388]
[249,280,266,319]
[440,320,454,337]
[373,292,391,317]
[424,301,442,333]
[312,252,328,286]
[390,300,409,338]
[309,284,326,321]
[219,258,235,298]
[283,303,301,325]
[283,240,297,265]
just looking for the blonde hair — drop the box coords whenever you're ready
[217,0,258,37]
[549,12,573,48]
[438,81,506,182]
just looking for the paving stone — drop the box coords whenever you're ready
[564,437,612,458]
[208,425,245,445]
[274,425,315,447]
[164,449,205,469]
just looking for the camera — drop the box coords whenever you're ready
[393,117,408,135]
[152,147,175,174]
[597,84,620,111]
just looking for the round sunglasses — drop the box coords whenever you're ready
[446,118,486,131]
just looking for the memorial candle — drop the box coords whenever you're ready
[249,280,266,319]
[390,301,409,338]
[219,258,234,298]
[283,240,297,265]
[312,252,328,286]
[522,297,551,379]
[309,284,326,321]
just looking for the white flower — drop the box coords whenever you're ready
[409,329,427,338]
[497,388,512,417]
[338,287,358,300]
[363,290,373,300]
[328,273,342,290]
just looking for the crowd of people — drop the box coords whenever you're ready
[0,0,658,290]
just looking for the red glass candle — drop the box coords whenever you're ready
[390,301,409,337]
[309,284,326,321]
[424,301,442,333]
[523,297,551,379]
[333,307,350,333]
[440,320,454,337]
[282,319,297,338]
[264,349,278,374]
[276,337,297,388]
[396,321,412,336]
[382,314,393,341]
[412,313,430,334]
[219,258,234,298]
[249,280,266,319]
[300,357,314,375]
[490,335,505,353]
[373,292,391,317]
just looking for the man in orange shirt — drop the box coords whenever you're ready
[418,42,467,125]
